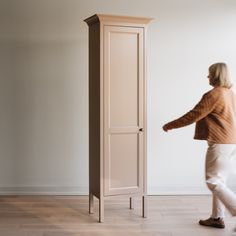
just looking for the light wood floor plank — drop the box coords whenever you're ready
[0,195,235,236]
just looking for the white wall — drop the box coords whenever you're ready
[0,0,236,195]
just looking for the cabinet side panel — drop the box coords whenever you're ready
[89,23,100,198]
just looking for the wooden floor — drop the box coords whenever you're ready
[0,195,235,236]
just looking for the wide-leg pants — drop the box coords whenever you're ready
[205,143,236,218]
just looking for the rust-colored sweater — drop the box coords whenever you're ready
[165,87,236,144]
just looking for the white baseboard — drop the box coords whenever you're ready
[148,186,236,195]
[0,186,88,195]
[148,186,210,195]
[0,186,236,196]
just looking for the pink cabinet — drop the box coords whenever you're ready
[84,14,152,222]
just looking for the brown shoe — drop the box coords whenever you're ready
[199,217,225,228]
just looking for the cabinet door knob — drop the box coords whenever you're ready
[139,128,143,132]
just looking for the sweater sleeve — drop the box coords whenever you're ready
[165,92,217,130]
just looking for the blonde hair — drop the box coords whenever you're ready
[208,62,232,88]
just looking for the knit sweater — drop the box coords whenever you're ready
[165,87,236,144]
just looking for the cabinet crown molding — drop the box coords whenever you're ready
[84,14,153,26]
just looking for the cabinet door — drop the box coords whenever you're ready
[103,25,144,196]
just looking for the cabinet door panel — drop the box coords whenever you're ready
[104,25,144,196]
[109,133,138,188]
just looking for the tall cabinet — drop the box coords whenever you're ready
[84,14,152,222]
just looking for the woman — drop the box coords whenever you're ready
[163,63,236,231]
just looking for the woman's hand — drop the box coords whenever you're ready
[162,124,169,132]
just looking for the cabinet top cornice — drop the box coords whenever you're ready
[84,14,153,26]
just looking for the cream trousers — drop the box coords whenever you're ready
[205,142,236,218]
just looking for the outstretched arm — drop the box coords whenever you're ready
[163,92,216,132]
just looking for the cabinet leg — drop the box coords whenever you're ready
[142,195,147,218]
[89,193,94,214]
[99,197,104,223]
[129,197,134,209]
